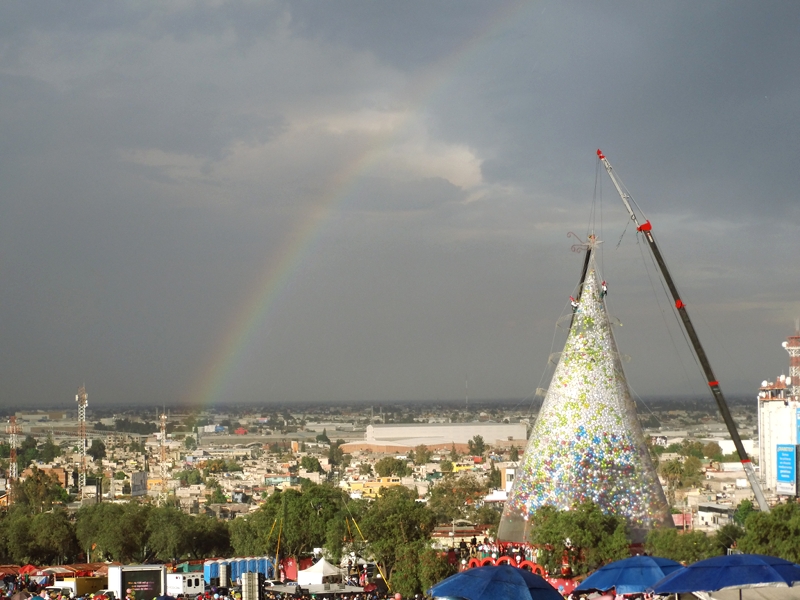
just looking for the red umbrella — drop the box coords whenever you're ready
[18,566,38,576]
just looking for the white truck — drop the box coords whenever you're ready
[166,574,204,598]
[107,565,167,600]
[45,577,108,599]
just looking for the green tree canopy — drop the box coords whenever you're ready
[175,469,204,486]
[300,456,324,473]
[390,539,455,597]
[374,457,411,478]
[410,445,432,466]
[682,456,704,488]
[147,505,191,561]
[427,473,486,524]
[527,501,629,577]
[328,440,349,467]
[76,502,151,562]
[733,499,755,526]
[206,480,227,504]
[184,513,231,559]
[645,528,721,563]
[11,466,69,512]
[658,459,683,505]
[449,444,459,462]
[703,441,723,460]
[229,483,351,560]
[87,439,106,461]
[713,523,744,555]
[359,486,436,581]
[40,434,62,462]
[487,461,501,489]
[738,500,800,561]
[467,435,486,457]
[0,506,78,565]
[17,435,39,471]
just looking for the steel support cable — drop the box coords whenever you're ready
[689,296,753,391]
[636,230,699,391]
[627,380,663,423]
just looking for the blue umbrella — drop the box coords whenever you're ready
[650,553,800,598]
[573,555,683,595]
[427,565,563,600]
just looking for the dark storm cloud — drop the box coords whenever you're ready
[0,1,797,407]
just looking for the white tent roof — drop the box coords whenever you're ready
[299,558,341,577]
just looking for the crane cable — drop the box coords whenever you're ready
[636,229,702,391]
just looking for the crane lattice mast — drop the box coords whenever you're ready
[597,149,770,513]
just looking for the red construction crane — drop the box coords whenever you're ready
[597,149,770,513]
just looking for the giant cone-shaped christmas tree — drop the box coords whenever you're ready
[498,246,672,543]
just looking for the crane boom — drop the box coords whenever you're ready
[596,149,770,513]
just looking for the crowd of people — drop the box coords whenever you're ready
[450,536,538,564]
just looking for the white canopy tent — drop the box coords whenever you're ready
[297,558,342,586]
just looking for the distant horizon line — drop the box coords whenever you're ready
[0,393,756,414]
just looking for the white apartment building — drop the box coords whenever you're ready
[757,330,800,494]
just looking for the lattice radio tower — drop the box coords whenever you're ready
[159,411,168,499]
[76,385,88,494]
[6,416,20,482]
[783,318,800,400]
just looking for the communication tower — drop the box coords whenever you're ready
[6,416,20,482]
[782,320,800,400]
[159,412,168,497]
[76,385,88,494]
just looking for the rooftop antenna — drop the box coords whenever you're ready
[784,321,800,401]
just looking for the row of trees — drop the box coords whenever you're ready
[0,502,231,566]
[643,499,800,564]
[229,483,452,595]
[7,455,797,597]
[651,439,741,464]
[513,498,800,576]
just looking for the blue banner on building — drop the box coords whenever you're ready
[796,408,800,444]
[776,444,797,495]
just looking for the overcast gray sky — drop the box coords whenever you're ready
[1,1,798,409]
